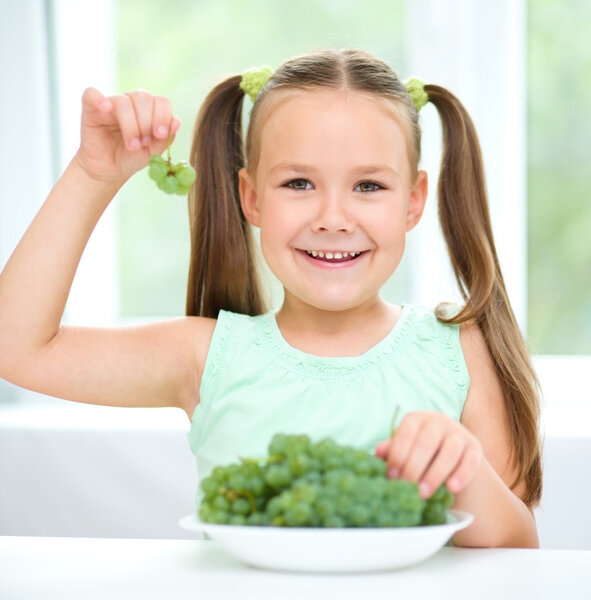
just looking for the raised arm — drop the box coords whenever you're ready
[0,88,213,418]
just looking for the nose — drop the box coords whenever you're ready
[310,193,355,233]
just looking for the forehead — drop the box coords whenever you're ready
[256,89,411,179]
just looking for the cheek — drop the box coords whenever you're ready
[367,207,407,246]
[258,210,292,262]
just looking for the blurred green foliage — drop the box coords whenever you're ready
[527,0,591,354]
[115,0,403,317]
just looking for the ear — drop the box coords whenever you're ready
[238,168,260,227]
[406,169,428,232]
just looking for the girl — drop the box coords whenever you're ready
[0,49,541,547]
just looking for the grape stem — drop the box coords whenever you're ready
[390,405,401,439]
[220,486,257,513]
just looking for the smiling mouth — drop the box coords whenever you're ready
[302,250,367,263]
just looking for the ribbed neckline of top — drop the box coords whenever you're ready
[255,304,414,378]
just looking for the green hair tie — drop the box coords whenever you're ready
[404,77,429,112]
[239,66,273,102]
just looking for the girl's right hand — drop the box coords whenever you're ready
[74,87,180,185]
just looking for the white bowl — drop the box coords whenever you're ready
[179,510,473,573]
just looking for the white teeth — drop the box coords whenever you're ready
[305,250,363,260]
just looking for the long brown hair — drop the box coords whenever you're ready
[186,49,542,507]
[186,75,266,317]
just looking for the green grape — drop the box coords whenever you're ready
[198,433,454,528]
[148,163,167,182]
[211,466,229,483]
[175,184,191,196]
[200,477,219,500]
[265,496,283,518]
[148,153,196,196]
[264,464,292,489]
[230,498,250,515]
[228,515,247,525]
[228,473,247,492]
[148,155,166,167]
[268,433,290,456]
[175,161,197,186]
[420,484,454,525]
[247,512,270,526]
[212,495,230,512]
[324,515,346,528]
[350,505,370,526]
[158,174,179,194]
[422,504,447,525]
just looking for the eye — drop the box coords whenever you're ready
[285,178,313,191]
[355,181,383,192]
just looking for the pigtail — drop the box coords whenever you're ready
[425,84,542,507]
[186,75,267,318]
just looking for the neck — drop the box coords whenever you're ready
[275,294,401,356]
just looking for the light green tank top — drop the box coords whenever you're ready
[188,304,469,507]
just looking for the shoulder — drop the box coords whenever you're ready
[180,310,267,417]
[458,320,526,498]
[184,314,217,360]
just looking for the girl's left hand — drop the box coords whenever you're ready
[374,411,484,499]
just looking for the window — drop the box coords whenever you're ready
[527,0,591,355]
[1,0,588,369]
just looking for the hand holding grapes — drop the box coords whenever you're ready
[74,87,180,185]
[375,411,484,500]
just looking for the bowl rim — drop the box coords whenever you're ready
[179,509,474,534]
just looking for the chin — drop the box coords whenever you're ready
[303,294,373,314]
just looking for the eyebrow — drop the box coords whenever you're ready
[268,163,400,178]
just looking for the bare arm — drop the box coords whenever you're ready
[451,321,539,548]
[0,88,211,418]
[376,320,539,548]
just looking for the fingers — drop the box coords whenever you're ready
[380,411,483,499]
[81,87,112,114]
[414,434,465,498]
[111,94,142,151]
[385,412,423,479]
[152,95,174,141]
[374,440,389,458]
[125,90,154,148]
[446,446,482,494]
[98,89,179,152]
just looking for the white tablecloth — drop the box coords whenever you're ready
[1,536,590,600]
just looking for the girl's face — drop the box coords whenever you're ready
[239,89,427,314]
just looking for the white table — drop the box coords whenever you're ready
[1,536,590,600]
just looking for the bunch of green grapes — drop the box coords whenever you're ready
[148,154,196,195]
[198,433,454,528]
[421,484,454,525]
